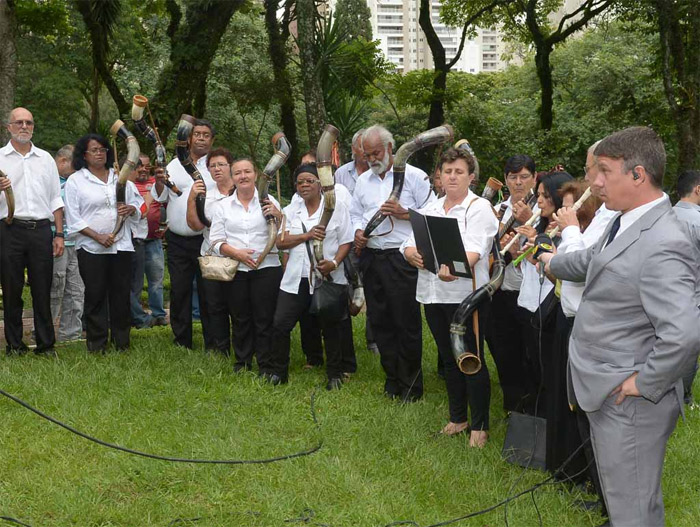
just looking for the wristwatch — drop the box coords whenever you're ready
[54,232,65,238]
[331,258,339,270]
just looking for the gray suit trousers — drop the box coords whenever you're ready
[587,389,680,526]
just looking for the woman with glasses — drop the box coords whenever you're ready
[64,134,145,352]
[208,158,282,374]
[186,147,235,356]
[269,163,353,388]
[510,170,574,423]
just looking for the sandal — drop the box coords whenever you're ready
[439,422,470,437]
[469,430,489,448]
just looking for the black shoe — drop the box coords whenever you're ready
[260,372,287,386]
[233,363,251,373]
[574,498,602,512]
[326,378,343,391]
[35,349,58,358]
[6,346,29,357]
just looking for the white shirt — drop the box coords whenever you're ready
[516,217,553,313]
[495,198,541,292]
[334,160,360,194]
[608,193,668,243]
[350,163,434,250]
[0,141,63,220]
[210,188,281,272]
[280,197,354,294]
[558,203,617,317]
[152,156,214,236]
[200,187,231,256]
[401,191,498,304]
[64,168,144,254]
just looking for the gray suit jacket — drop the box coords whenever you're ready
[551,200,700,412]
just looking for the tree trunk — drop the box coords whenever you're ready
[89,68,100,132]
[428,69,447,130]
[296,0,327,147]
[147,0,244,140]
[0,0,17,144]
[535,44,554,131]
[264,0,300,185]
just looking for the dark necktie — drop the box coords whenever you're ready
[605,215,621,247]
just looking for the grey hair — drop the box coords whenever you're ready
[363,125,396,150]
[55,144,74,161]
[594,127,666,188]
[352,128,365,146]
[587,140,602,156]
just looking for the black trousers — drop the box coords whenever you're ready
[515,305,555,416]
[165,231,212,349]
[77,249,132,351]
[346,246,376,347]
[299,290,357,373]
[201,276,233,356]
[228,266,282,371]
[547,306,588,478]
[271,278,349,380]
[425,303,491,430]
[485,289,530,412]
[0,222,55,352]
[362,249,423,400]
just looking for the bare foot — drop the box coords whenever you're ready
[469,430,488,448]
[440,421,469,436]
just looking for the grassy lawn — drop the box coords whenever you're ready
[1,314,699,527]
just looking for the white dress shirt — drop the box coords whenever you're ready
[350,163,434,250]
[401,191,498,304]
[609,193,668,242]
[200,187,232,256]
[280,198,354,294]
[64,168,144,254]
[209,189,281,272]
[558,203,617,317]
[0,141,63,220]
[517,216,554,313]
[152,156,214,236]
[334,160,360,194]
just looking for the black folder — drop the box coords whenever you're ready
[408,209,472,278]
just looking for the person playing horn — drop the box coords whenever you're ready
[208,157,282,377]
[151,118,216,350]
[0,108,65,356]
[64,134,144,352]
[402,147,498,446]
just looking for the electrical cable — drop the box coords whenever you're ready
[0,518,33,527]
[0,388,322,465]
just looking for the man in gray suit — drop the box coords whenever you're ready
[540,127,700,526]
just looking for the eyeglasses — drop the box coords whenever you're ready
[192,132,212,139]
[506,173,533,182]
[9,120,34,128]
[296,178,319,186]
[87,147,109,155]
[584,163,596,175]
[209,162,230,169]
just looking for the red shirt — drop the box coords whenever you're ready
[134,178,165,239]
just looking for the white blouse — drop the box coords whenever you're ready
[210,188,281,272]
[200,187,232,256]
[64,168,144,254]
[280,197,354,295]
[401,191,499,305]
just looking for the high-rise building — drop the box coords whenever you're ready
[363,0,509,74]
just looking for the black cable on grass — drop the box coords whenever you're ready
[0,388,322,465]
[0,517,33,527]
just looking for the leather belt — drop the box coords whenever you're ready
[10,218,51,229]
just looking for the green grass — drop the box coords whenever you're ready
[1,315,699,527]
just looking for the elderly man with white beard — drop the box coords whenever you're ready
[350,125,434,402]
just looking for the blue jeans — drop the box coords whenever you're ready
[144,239,166,318]
[131,239,166,325]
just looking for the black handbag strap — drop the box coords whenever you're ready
[301,223,317,287]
